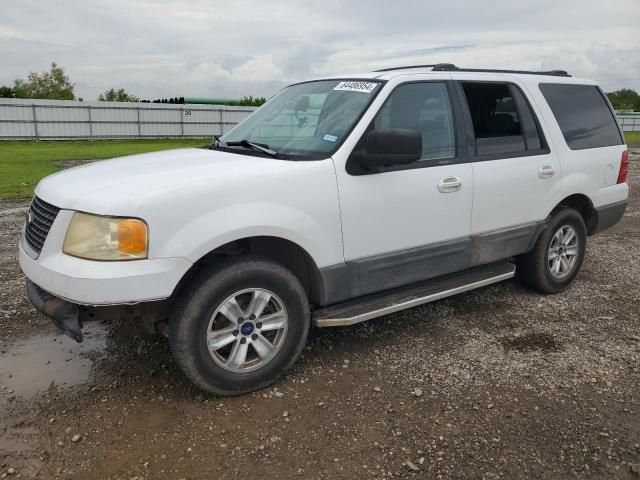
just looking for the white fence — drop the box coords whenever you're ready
[618,114,640,132]
[0,98,637,140]
[0,98,257,140]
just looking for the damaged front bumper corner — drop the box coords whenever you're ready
[26,280,83,342]
[25,279,172,342]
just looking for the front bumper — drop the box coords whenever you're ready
[18,210,193,305]
[19,240,192,305]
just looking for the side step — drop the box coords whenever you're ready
[313,262,516,327]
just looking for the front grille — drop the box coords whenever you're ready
[24,196,60,255]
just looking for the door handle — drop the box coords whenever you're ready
[437,176,462,193]
[538,165,556,179]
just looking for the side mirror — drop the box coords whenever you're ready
[359,128,422,169]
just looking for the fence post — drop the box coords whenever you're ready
[87,105,93,140]
[180,106,184,137]
[219,108,224,136]
[32,104,39,140]
[137,106,142,137]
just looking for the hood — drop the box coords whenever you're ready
[35,148,287,215]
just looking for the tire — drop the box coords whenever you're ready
[518,208,587,294]
[169,256,310,395]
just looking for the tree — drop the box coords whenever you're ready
[12,62,75,100]
[606,89,640,112]
[0,85,15,98]
[98,88,139,102]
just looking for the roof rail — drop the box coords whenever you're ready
[373,63,454,73]
[374,63,571,77]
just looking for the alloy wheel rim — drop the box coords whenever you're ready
[206,288,288,373]
[547,225,579,279]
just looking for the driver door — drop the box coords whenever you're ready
[334,81,474,297]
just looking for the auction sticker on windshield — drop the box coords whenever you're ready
[333,81,378,93]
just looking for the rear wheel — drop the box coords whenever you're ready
[518,208,587,293]
[169,256,310,395]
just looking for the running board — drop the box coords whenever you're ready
[313,262,516,327]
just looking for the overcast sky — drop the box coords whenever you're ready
[1,0,638,101]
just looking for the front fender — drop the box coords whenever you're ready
[157,201,342,269]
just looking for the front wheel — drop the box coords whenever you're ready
[169,256,310,395]
[518,208,587,294]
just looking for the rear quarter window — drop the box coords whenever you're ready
[539,83,623,150]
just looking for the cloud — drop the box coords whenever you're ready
[0,0,638,100]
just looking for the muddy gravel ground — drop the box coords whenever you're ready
[1,154,639,480]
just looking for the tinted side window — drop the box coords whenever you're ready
[539,84,623,150]
[374,82,455,162]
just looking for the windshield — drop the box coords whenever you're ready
[219,79,383,159]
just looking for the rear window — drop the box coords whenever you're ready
[539,84,623,150]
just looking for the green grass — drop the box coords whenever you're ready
[0,138,209,199]
[625,132,640,148]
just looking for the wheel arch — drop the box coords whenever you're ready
[172,236,328,308]
[551,193,598,235]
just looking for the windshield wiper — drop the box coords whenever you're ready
[219,139,280,158]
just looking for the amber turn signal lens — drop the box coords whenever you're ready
[118,220,148,255]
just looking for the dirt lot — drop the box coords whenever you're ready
[1,154,639,480]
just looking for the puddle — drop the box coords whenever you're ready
[0,323,108,399]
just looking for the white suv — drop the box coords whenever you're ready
[19,64,629,394]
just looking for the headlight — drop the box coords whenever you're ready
[63,212,148,261]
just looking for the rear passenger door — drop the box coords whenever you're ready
[455,78,561,263]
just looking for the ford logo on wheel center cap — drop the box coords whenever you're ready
[240,322,255,336]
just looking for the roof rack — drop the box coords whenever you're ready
[374,63,571,77]
[374,63,451,72]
